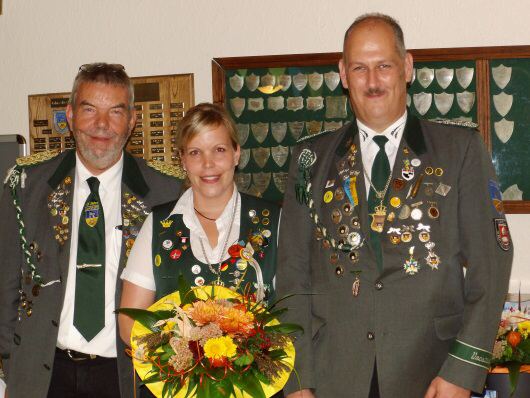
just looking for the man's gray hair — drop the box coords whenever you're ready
[343,13,406,60]
[69,63,135,113]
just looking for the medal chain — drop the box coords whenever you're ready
[363,166,393,204]
[198,193,239,284]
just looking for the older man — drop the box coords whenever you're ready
[0,63,183,398]
[276,13,513,398]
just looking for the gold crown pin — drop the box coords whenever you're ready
[160,219,173,228]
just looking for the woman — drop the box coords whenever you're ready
[118,103,282,396]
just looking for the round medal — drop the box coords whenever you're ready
[335,266,345,277]
[338,224,349,236]
[331,209,342,224]
[262,209,270,216]
[324,191,333,203]
[401,232,412,243]
[162,239,174,250]
[425,167,434,175]
[390,197,401,208]
[411,158,421,167]
[411,208,423,221]
[240,248,253,261]
[342,203,353,216]
[236,259,248,270]
[435,168,443,176]
[330,252,339,264]
[262,229,271,238]
[350,216,361,229]
[154,254,162,267]
[390,233,401,244]
[347,232,361,246]
[252,216,259,224]
[349,250,360,263]
[126,238,135,248]
[191,264,201,274]
[398,204,411,220]
[334,187,345,201]
[170,249,182,260]
[419,231,430,242]
[262,218,270,226]
[195,276,205,286]
[428,205,440,219]
[249,210,256,217]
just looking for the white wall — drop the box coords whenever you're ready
[0,0,528,291]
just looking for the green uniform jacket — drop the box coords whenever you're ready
[150,193,280,304]
[276,115,513,397]
[0,150,182,398]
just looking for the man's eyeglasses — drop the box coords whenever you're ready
[78,63,125,73]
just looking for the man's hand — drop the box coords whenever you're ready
[286,389,315,398]
[425,377,470,398]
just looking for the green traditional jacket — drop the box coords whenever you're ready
[151,193,280,305]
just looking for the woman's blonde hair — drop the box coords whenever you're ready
[176,103,239,153]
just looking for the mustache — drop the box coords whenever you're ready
[365,88,386,96]
[82,129,116,139]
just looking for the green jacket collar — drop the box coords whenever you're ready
[47,150,150,197]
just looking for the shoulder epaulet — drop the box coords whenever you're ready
[15,150,60,167]
[147,159,187,179]
[296,129,337,144]
[431,118,478,129]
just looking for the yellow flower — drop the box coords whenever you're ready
[204,337,227,359]
[220,336,237,358]
[182,304,192,311]
[518,320,530,338]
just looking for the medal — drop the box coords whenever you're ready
[335,265,345,277]
[403,246,420,275]
[370,203,387,232]
[387,227,401,244]
[411,202,423,221]
[428,202,440,219]
[424,182,434,196]
[425,242,441,270]
[323,191,333,203]
[435,183,451,196]
[349,250,360,263]
[398,204,411,220]
[390,196,401,208]
[401,225,414,243]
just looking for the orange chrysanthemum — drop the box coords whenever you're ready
[217,307,254,337]
[186,301,222,325]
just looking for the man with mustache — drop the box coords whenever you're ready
[277,13,513,397]
[0,63,182,398]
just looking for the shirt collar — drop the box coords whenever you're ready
[75,152,124,195]
[357,110,407,151]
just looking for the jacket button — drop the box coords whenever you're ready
[44,364,51,370]
[52,320,58,327]
[367,332,375,340]
[375,282,384,290]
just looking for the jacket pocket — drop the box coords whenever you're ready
[434,312,463,341]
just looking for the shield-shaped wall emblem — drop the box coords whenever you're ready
[307,96,324,111]
[456,67,474,89]
[248,98,264,112]
[306,121,323,135]
[293,73,308,91]
[325,95,348,119]
[417,67,434,88]
[324,121,343,131]
[308,72,324,91]
[53,110,69,134]
[287,97,304,111]
[245,74,259,92]
[234,172,251,192]
[236,123,249,146]
[279,75,292,91]
[271,145,289,167]
[230,98,245,118]
[435,68,454,90]
[456,91,476,114]
[413,92,432,115]
[434,92,454,115]
[273,172,289,193]
[253,172,271,193]
[492,64,512,90]
[288,122,305,140]
[324,71,341,91]
[251,123,269,143]
[494,118,514,144]
[267,96,284,111]
[252,148,270,169]
[271,122,287,143]
[229,75,244,92]
[238,149,251,169]
[261,73,275,87]
[492,92,512,117]
[502,184,523,201]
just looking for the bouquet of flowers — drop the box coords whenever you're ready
[117,276,300,398]
[491,307,530,395]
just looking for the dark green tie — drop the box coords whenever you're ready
[74,176,105,341]
[368,135,390,271]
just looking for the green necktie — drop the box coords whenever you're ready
[368,135,390,271]
[74,176,105,341]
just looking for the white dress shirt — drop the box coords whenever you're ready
[56,153,124,357]
[122,185,241,291]
[357,111,407,199]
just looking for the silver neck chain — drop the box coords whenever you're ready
[198,193,239,283]
[363,167,393,200]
